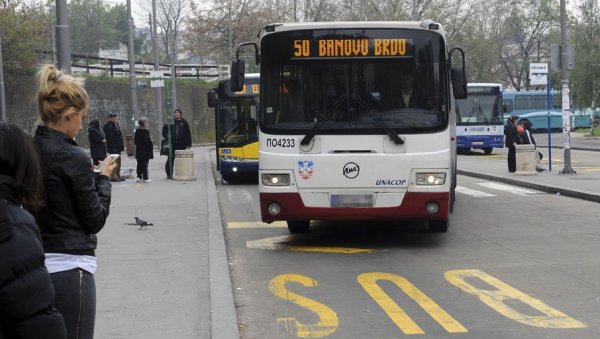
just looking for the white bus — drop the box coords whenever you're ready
[231,21,467,233]
[456,83,504,154]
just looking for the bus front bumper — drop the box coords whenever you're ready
[260,192,449,223]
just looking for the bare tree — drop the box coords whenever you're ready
[185,0,266,64]
[140,0,188,63]
[496,0,558,90]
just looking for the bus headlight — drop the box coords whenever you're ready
[261,174,290,186]
[416,173,446,185]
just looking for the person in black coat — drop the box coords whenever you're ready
[504,115,522,173]
[0,122,67,339]
[102,113,125,181]
[134,117,154,182]
[87,119,106,166]
[33,64,117,339]
[161,108,192,178]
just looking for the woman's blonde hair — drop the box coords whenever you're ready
[35,64,89,124]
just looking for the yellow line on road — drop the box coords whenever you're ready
[228,221,287,228]
[246,234,373,253]
[289,246,372,253]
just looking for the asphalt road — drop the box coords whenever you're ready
[215,163,600,338]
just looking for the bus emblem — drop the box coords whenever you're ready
[298,160,314,180]
[343,162,360,179]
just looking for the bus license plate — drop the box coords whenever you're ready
[472,141,484,145]
[330,194,373,208]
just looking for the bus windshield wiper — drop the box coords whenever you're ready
[300,112,331,146]
[353,95,404,145]
[300,96,345,146]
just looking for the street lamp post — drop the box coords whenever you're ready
[559,0,575,174]
[127,0,139,124]
[0,34,7,122]
[55,0,71,73]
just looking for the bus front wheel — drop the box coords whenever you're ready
[287,220,310,233]
[482,147,493,155]
[428,220,448,233]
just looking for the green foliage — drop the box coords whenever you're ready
[570,1,600,109]
[68,0,132,56]
[0,0,52,71]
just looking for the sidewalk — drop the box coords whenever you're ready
[457,146,600,204]
[94,146,238,339]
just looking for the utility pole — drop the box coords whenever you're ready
[411,0,417,20]
[559,0,575,174]
[55,0,72,73]
[0,33,6,122]
[127,0,139,124]
[152,0,162,143]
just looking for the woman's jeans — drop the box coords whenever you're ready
[51,268,96,339]
[136,156,150,180]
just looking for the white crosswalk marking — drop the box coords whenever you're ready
[456,186,496,197]
[476,182,542,196]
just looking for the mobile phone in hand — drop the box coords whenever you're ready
[94,154,119,172]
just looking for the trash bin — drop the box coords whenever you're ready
[515,144,537,175]
[173,149,196,181]
[125,135,134,157]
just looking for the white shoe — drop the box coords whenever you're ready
[144,179,152,183]
[136,178,143,183]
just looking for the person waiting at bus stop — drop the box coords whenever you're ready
[504,115,522,173]
[162,108,192,179]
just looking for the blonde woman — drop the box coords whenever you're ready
[33,64,116,339]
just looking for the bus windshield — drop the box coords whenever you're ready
[260,28,448,135]
[456,87,503,125]
[218,97,258,147]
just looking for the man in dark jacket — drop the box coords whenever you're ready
[162,108,192,178]
[504,115,522,173]
[103,113,125,181]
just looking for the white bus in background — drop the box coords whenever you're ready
[231,21,467,233]
[456,83,504,154]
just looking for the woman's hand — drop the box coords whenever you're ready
[99,155,118,177]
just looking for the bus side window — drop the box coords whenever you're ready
[503,99,513,113]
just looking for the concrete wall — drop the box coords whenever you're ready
[4,72,215,148]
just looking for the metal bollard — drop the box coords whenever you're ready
[515,144,537,175]
[173,149,196,180]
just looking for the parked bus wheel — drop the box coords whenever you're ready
[287,220,310,234]
[428,220,448,233]
[482,147,493,155]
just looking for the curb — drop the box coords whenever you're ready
[457,169,600,204]
[206,149,240,339]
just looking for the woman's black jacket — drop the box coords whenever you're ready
[134,127,153,159]
[87,126,106,162]
[0,175,67,339]
[33,125,112,256]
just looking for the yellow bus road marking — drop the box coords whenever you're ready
[228,221,287,229]
[270,274,339,337]
[445,269,586,329]
[289,246,372,253]
[246,234,374,253]
[574,166,600,172]
[358,272,468,334]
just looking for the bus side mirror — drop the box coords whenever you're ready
[231,60,245,92]
[451,68,467,99]
[449,47,467,99]
[207,89,216,108]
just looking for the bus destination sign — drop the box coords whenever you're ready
[292,38,413,58]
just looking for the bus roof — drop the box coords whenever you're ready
[259,20,446,38]
[467,83,502,87]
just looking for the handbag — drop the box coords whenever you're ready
[160,139,169,156]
